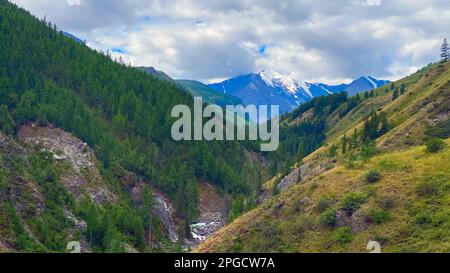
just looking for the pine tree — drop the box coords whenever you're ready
[0,105,15,134]
[379,112,389,135]
[441,38,449,62]
[400,83,406,95]
[392,88,399,101]
[342,134,347,154]
[328,144,338,158]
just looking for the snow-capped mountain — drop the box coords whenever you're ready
[258,69,333,102]
[208,69,329,116]
[207,70,390,122]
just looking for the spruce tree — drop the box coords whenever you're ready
[441,38,449,62]
[392,88,399,100]
[379,112,389,135]
[342,134,347,154]
[400,83,406,95]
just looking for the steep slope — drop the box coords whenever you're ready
[197,62,450,253]
[197,140,450,252]
[0,124,186,252]
[0,1,267,252]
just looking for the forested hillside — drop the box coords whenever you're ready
[1,0,448,253]
[197,61,450,253]
[0,1,268,252]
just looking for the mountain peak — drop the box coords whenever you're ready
[258,69,300,94]
[207,71,391,120]
[345,75,391,95]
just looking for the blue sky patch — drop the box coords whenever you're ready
[112,47,127,54]
[258,44,267,55]
[139,15,152,22]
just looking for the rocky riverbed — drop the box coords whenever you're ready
[188,183,227,245]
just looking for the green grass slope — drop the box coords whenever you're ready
[197,62,450,253]
[197,139,450,253]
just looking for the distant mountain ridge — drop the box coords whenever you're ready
[176,79,242,107]
[207,70,390,121]
[137,67,243,107]
[138,66,390,123]
[136,66,174,82]
[320,76,391,96]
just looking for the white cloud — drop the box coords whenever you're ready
[9,0,450,83]
[366,0,381,6]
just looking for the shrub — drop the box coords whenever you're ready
[416,181,440,197]
[309,182,318,192]
[376,195,396,209]
[431,211,449,227]
[328,144,338,158]
[262,223,281,237]
[291,215,314,235]
[316,196,332,212]
[341,192,368,213]
[319,208,337,227]
[415,213,432,225]
[366,170,382,183]
[365,185,378,197]
[232,236,242,253]
[360,142,377,162]
[365,209,391,224]
[333,227,352,244]
[425,137,445,153]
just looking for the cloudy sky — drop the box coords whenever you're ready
[10,0,450,84]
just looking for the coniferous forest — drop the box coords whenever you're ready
[1,0,448,255]
[0,1,270,251]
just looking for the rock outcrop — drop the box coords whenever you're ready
[335,209,370,233]
[277,168,300,191]
[17,124,116,204]
[124,171,180,244]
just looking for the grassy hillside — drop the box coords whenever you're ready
[197,62,450,253]
[197,140,449,252]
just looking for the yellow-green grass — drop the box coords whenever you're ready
[196,139,450,253]
[327,62,448,143]
[302,62,449,165]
